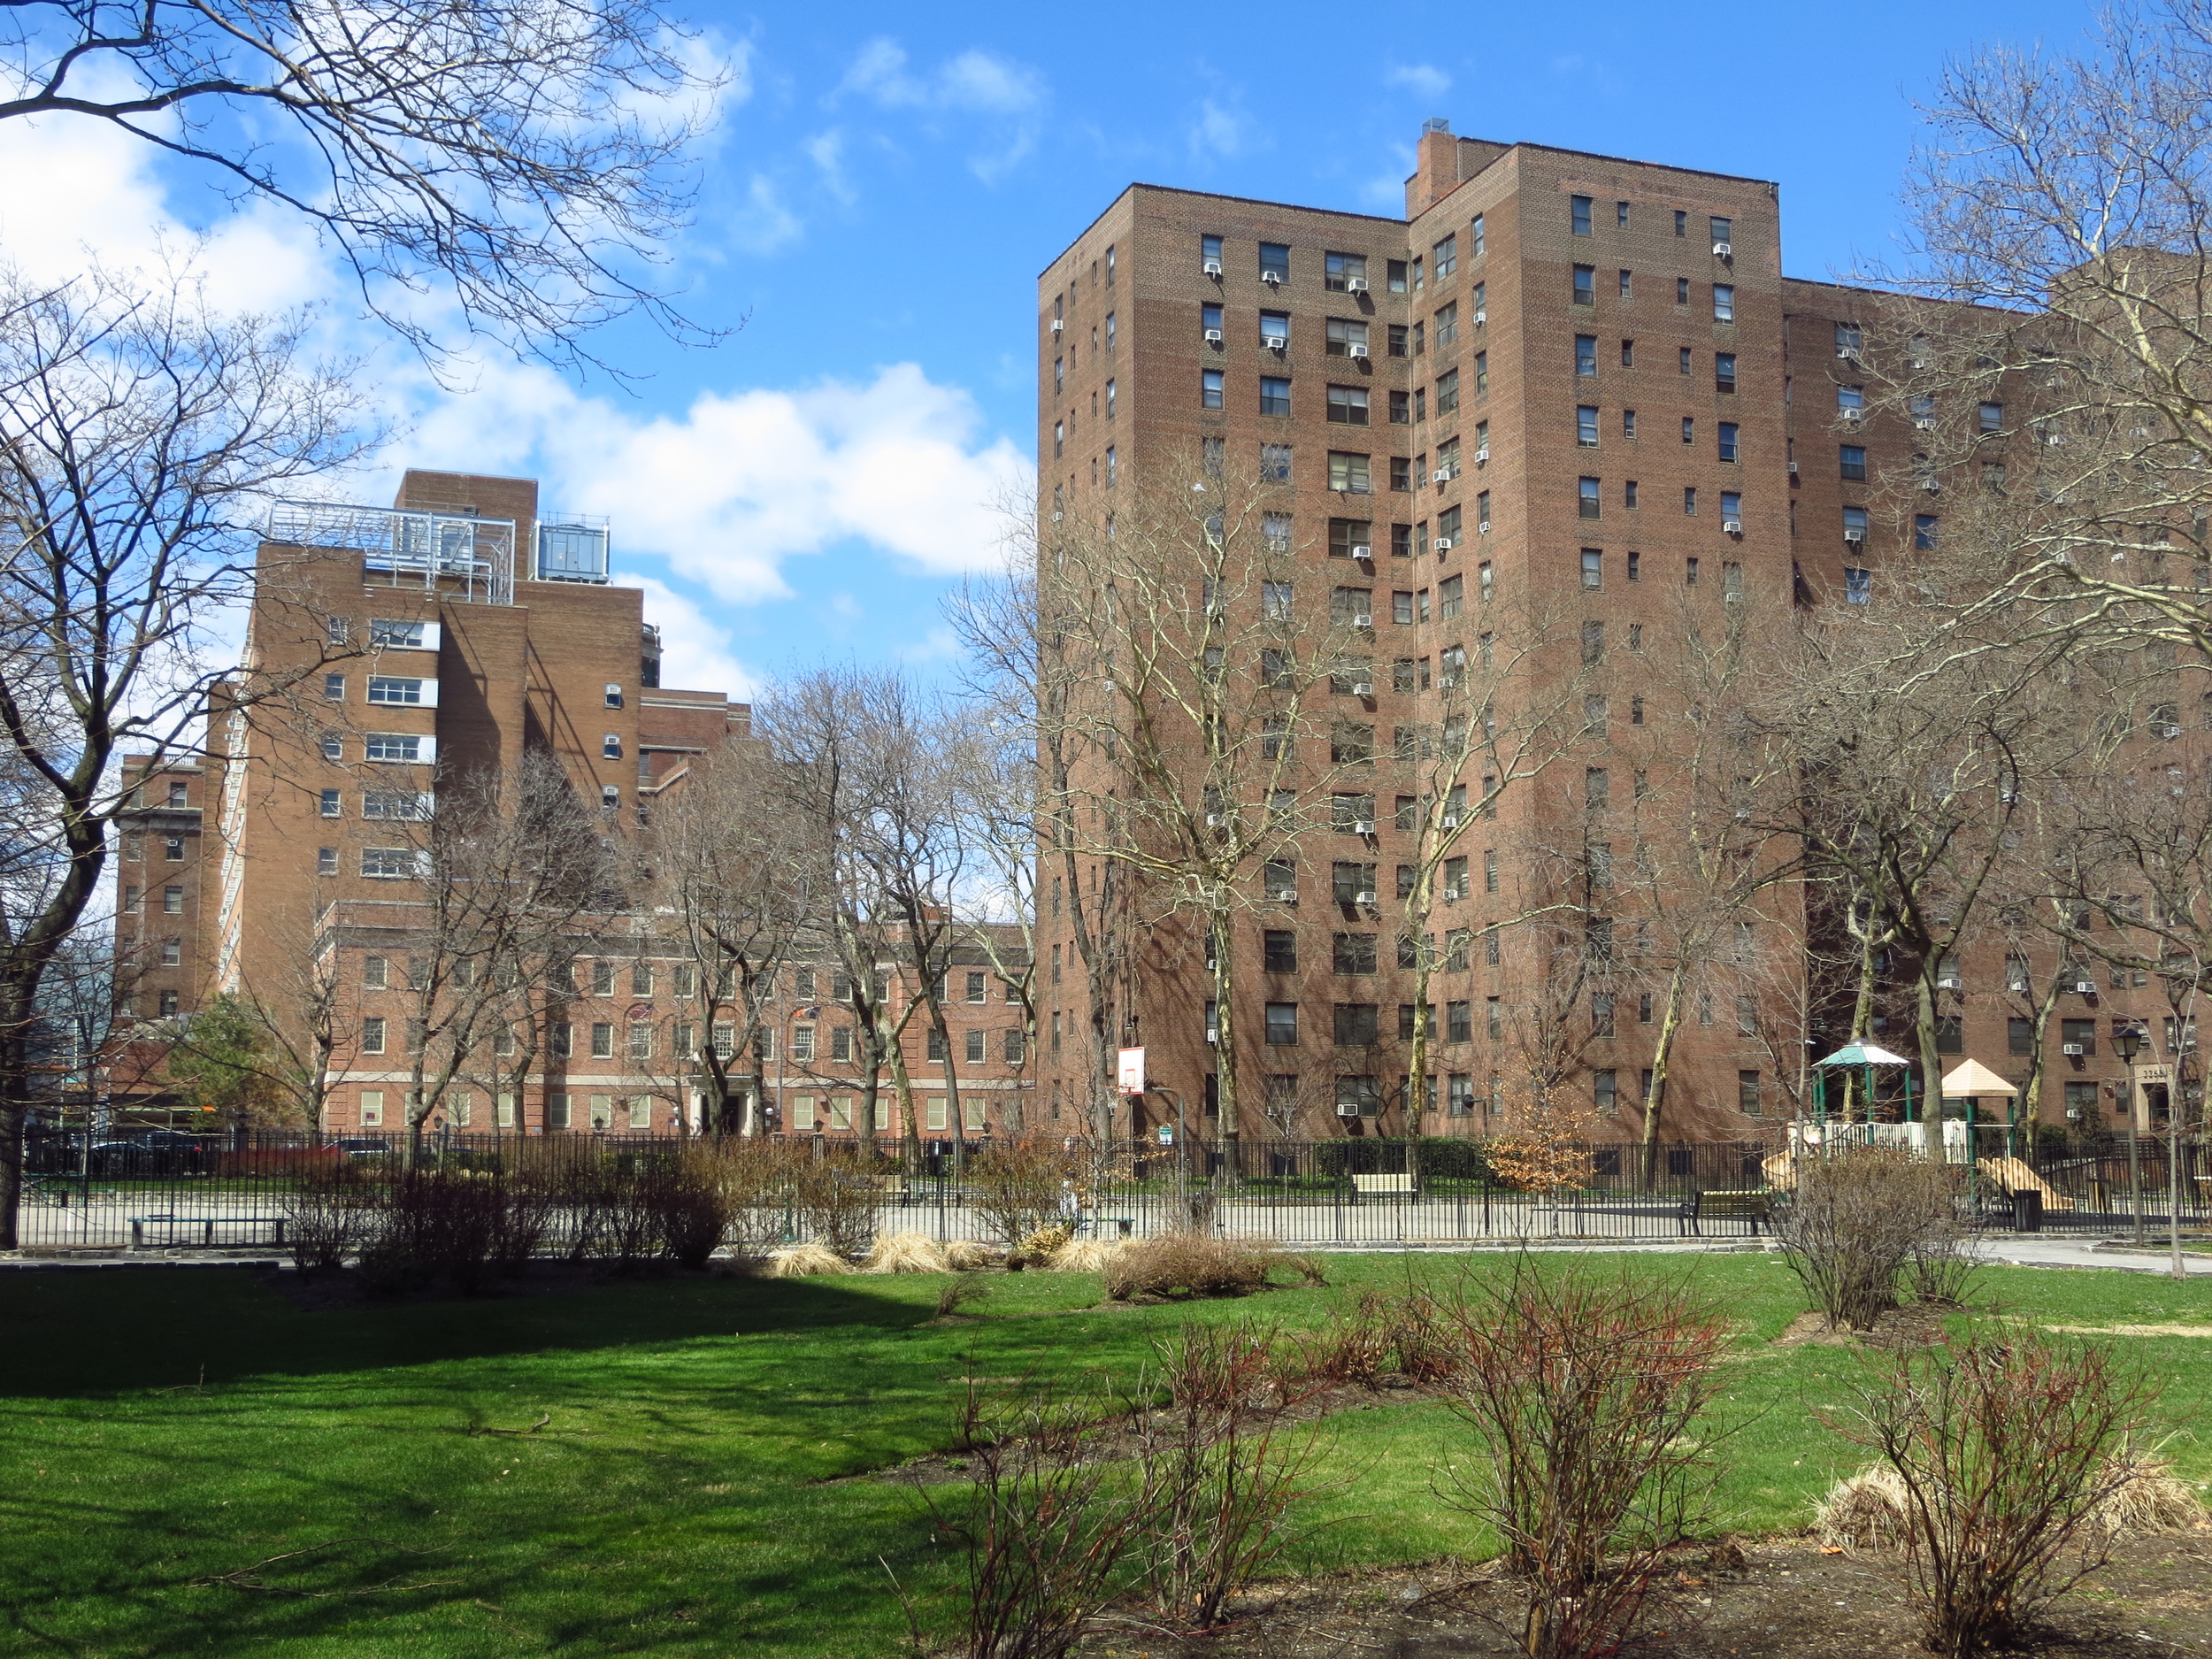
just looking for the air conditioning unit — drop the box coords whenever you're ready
[1051,510,1064,522]
[2073,979,2099,994]
[1349,542,1372,559]
[1205,812,1225,828]
[1914,417,1936,430]
[1348,342,1370,359]
[1787,460,1799,474]
[1440,812,1462,829]
[1837,342,1860,359]
[1472,308,1486,326]
[2062,1042,2085,1056]
[1352,820,1375,835]
[1437,671,1457,687]
[1347,275,1370,293]
[1843,526,1866,543]
[1432,537,1454,550]
[1261,270,1282,286]
[1713,240,1733,258]
[1723,518,1744,534]
[1841,407,1863,422]
[1203,327,1224,344]
[1938,976,1962,990]
[1202,257,1224,277]
[1474,445,1490,465]
[1355,889,1379,904]
[1270,889,1298,904]
[1263,334,1287,350]
[1352,611,1373,628]
[1433,467,1456,484]
[1924,478,1941,494]
[2042,430,2066,446]
[1049,319,1064,334]
[1350,680,1373,695]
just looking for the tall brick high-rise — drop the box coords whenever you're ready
[1033,121,2141,1145]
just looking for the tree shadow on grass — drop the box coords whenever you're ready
[0,1264,943,1399]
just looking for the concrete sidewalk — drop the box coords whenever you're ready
[1974,1234,2212,1276]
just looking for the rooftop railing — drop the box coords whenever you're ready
[266,501,515,604]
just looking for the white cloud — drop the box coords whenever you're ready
[614,574,758,698]
[837,38,1043,113]
[1190,98,1265,160]
[731,173,803,253]
[803,128,856,204]
[1386,64,1452,100]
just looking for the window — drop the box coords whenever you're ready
[1202,233,1224,270]
[1738,1070,1763,1115]
[1915,513,1938,549]
[1333,933,1378,974]
[1677,276,1690,303]
[1581,549,1603,589]
[1439,574,1463,617]
[1978,401,2003,433]
[1844,566,1872,604]
[1434,369,1459,412]
[157,935,180,967]
[1578,477,1601,519]
[1470,213,1485,257]
[361,847,419,879]
[1261,442,1292,482]
[1329,517,1373,559]
[1717,421,1739,462]
[324,672,345,701]
[1389,389,1410,424]
[1265,1002,1300,1045]
[1678,346,1693,375]
[1627,552,1641,581]
[1571,194,1593,234]
[1683,487,1697,515]
[365,733,426,763]
[1259,242,1290,283]
[1387,322,1409,358]
[1578,406,1599,448]
[1839,444,1868,481]
[1327,385,1370,425]
[1843,505,1869,542]
[1432,233,1457,277]
[1104,446,1116,485]
[1104,312,1116,352]
[321,732,342,760]
[1715,352,1736,391]
[1334,1003,1379,1045]
[1572,265,1595,304]
[366,675,427,706]
[1329,452,1372,493]
[319,788,341,818]
[627,1022,654,1061]
[1575,334,1597,376]
[2061,1018,2095,1056]
[1618,266,1633,299]
[316,847,337,876]
[1260,373,1292,416]
[1712,284,1733,322]
[1721,491,1742,527]
[1434,300,1458,345]
[1201,369,1224,409]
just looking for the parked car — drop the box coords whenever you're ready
[86,1131,219,1176]
[334,1138,393,1162]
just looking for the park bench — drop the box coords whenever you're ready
[1677,1189,1772,1237]
[129,1215,288,1249]
[1349,1172,1417,1202]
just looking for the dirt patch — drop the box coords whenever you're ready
[1771,1303,1954,1349]
[1076,1534,2212,1657]
[2043,1323,2212,1339]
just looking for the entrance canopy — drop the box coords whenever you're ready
[1815,1041,1913,1068]
[1940,1060,2018,1099]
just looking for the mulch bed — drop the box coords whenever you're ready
[1079,1534,2212,1656]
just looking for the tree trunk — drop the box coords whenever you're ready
[1640,964,1690,1189]
[1208,905,1238,1168]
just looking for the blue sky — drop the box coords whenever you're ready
[0,0,2101,699]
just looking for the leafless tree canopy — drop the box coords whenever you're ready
[0,0,727,367]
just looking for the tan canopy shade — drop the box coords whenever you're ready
[1941,1060,2018,1098]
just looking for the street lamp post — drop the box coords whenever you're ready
[2115,1024,2146,1247]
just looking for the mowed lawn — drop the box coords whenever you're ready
[0,1253,2207,1658]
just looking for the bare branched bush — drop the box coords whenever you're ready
[1827,1329,2156,1657]
[705,1139,802,1257]
[791,1155,880,1260]
[1132,1323,1325,1632]
[1435,1257,1732,1659]
[1103,1233,1300,1302]
[1776,1148,1960,1330]
[968,1141,1082,1250]
[1296,1289,1399,1387]
[282,1163,376,1271]
[647,1158,734,1268]
[357,1167,505,1294]
[931,1376,1148,1659]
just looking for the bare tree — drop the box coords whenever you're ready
[1,0,728,369]
[0,266,369,1244]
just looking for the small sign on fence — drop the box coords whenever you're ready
[1118,1047,1146,1096]
[1156,1124,1174,1146]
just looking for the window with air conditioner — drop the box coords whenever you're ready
[1325,317,1370,357]
[1259,242,1290,284]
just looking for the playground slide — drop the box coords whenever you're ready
[1975,1156,2077,1210]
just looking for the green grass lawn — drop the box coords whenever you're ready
[0,1253,2206,1658]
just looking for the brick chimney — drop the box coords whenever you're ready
[1407,117,1459,218]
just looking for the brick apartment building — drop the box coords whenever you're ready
[1033,120,2182,1142]
[111,469,1033,1137]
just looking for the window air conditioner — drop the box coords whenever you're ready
[2043,430,2066,446]
[1843,526,1866,543]
[2073,979,2098,994]
[1472,308,1486,325]
[1787,460,1799,473]
[1441,812,1461,829]
[2061,1042,2085,1056]
[1350,679,1373,695]
[1051,511,1064,522]
[1437,671,1457,687]
[1355,889,1379,904]
[1203,327,1224,344]
[1474,445,1490,464]
[1202,258,1224,277]
[1433,467,1455,484]
[1348,342,1370,358]
[1938,976,1962,990]
[1352,611,1374,628]
[1261,270,1283,286]
[1050,319,1064,334]
[1713,240,1732,257]
[1348,275,1370,292]
[1206,813,1225,828]
[1349,542,1372,559]
[1914,417,1936,430]
[1432,536,1454,550]
[1841,407,1863,422]
[1723,518,1744,534]
[1352,819,1375,835]
[1263,334,1287,350]
[1837,343,1860,359]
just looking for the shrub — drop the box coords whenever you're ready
[1104,1233,1286,1301]
[282,1164,375,1271]
[866,1231,951,1273]
[1827,1329,2158,1658]
[1434,1256,1732,1659]
[767,1241,851,1277]
[931,1376,1149,1659]
[790,1155,879,1259]
[1132,1323,1324,1632]
[357,1166,505,1294]
[1297,1289,1399,1387]
[1776,1147,1958,1330]
[649,1158,733,1268]
[969,1141,1082,1249]
[705,1138,803,1257]
[936,1271,990,1317]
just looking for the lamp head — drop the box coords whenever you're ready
[2115,1025,2144,1064]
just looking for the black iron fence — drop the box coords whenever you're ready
[11,1129,2208,1253]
